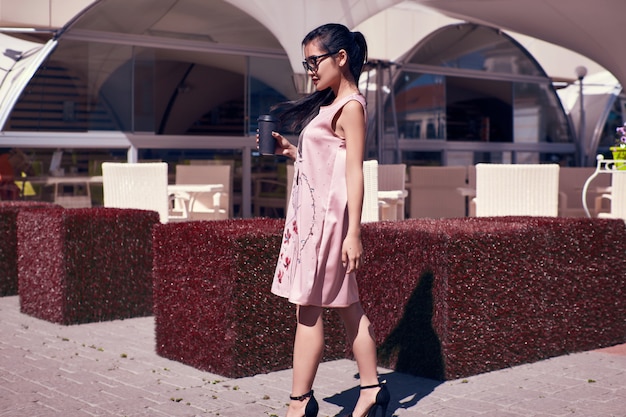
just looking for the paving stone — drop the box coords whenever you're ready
[1,295,625,417]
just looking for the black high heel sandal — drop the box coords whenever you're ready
[348,381,390,417]
[290,389,319,417]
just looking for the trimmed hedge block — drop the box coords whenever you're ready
[153,216,626,381]
[153,218,347,378]
[18,207,159,325]
[368,217,626,380]
[0,202,59,296]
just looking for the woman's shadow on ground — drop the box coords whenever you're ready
[325,272,444,416]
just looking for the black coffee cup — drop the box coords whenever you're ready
[257,115,279,155]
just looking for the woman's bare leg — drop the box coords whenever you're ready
[287,304,324,417]
[337,302,381,417]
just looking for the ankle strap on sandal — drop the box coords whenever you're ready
[290,390,314,401]
[360,381,385,390]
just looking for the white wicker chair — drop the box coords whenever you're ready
[102,162,170,223]
[474,163,560,217]
[361,160,379,223]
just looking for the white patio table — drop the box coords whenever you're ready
[167,184,224,220]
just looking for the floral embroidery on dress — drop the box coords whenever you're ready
[275,168,316,288]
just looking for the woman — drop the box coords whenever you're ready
[265,23,390,417]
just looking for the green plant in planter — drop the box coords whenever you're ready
[611,122,626,169]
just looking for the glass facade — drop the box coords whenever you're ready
[597,95,626,153]
[388,24,574,166]
[6,42,293,136]
[6,41,132,132]
[0,0,296,217]
[394,73,445,140]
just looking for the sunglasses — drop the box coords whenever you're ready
[302,51,339,72]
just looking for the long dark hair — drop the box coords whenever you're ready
[272,23,368,133]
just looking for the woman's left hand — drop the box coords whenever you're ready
[342,234,363,274]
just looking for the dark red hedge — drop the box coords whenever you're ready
[0,202,59,296]
[17,207,159,325]
[153,217,626,380]
[366,217,626,380]
[153,218,347,378]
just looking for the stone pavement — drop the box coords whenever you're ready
[1,295,625,417]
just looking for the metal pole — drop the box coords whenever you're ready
[241,146,252,218]
[579,80,585,166]
[376,61,384,163]
[576,65,587,166]
[386,62,400,164]
[127,145,138,163]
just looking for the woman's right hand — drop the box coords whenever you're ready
[270,131,297,160]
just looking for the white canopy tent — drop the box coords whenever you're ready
[0,0,622,87]
[0,33,57,133]
[411,0,625,87]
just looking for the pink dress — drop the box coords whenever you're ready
[271,93,366,307]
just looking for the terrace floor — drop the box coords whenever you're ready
[1,295,625,417]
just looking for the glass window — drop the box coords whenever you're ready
[388,23,574,167]
[248,55,296,134]
[6,41,132,132]
[597,95,625,151]
[410,24,543,77]
[513,82,571,144]
[6,42,294,137]
[393,74,571,144]
[151,50,247,135]
[392,73,445,139]
[446,76,512,142]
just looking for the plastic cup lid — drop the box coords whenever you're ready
[258,114,278,122]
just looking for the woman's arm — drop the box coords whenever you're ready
[337,99,366,273]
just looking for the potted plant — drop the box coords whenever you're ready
[611,122,626,169]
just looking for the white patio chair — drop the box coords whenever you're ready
[597,170,626,221]
[175,164,230,220]
[581,155,626,219]
[408,166,467,218]
[102,162,170,223]
[361,160,379,223]
[188,159,236,217]
[558,167,609,217]
[377,164,408,220]
[474,163,560,217]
